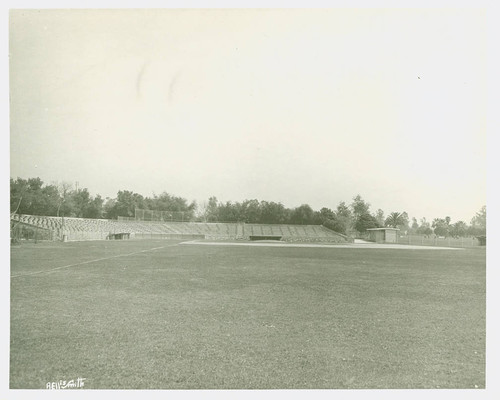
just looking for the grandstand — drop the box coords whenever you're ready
[10,214,350,243]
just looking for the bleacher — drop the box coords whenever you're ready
[243,224,347,243]
[10,214,350,243]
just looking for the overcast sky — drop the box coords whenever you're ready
[9,8,486,222]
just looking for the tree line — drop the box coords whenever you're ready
[10,177,486,237]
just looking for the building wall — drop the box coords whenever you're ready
[385,230,398,243]
[369,230,385,243]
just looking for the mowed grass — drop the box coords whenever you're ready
[10,240,485,389]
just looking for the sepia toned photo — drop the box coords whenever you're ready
[8,7,488,395]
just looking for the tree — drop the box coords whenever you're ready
[260,201,287,224]
[311,208,334,225]
[335,201,353,235]
[290,204,315,225]
[385,211,409,229]
[11,177,63,216]
[350,194,373,234]
[10,178,26,213]
[416,217,433,236]
[323,215,348,235]
[26,178,45,215]
[148,192,196,213]
[103,198,116,219]
[449,221,468,238]
[71,188,92,218]
[10,177,41,215]
[218,201,240,222]
[410,217,419,233]
[400,212,410,232]
[56,181,74,217]
[39,184,61,216]
[375,209,385,227]
[319,207,335,222]
[204,196,219,222]
[85,195,104,219]
[106,190,145,219]
[432,217,451,237]
[470,206,486,236]
[241,199,261,223]
[351,195,370,221]
[355,212,381,233]
[336,202,351,219]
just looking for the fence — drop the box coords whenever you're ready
[397,235,481,248]
[10,222,55,243]
[133,209,192,222]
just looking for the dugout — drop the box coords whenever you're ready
[107,232,131,240]
[366,228,399,244]
[249,235,282,241]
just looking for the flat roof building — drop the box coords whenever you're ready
[366,227,400,244]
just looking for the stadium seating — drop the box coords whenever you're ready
[10,214,349,243]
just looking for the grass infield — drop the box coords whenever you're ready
[10,239,485,389]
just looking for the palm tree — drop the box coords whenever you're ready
[385,212,405,228]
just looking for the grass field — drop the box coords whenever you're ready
[10,239,486,389]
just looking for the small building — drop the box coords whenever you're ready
[366,228,400,244]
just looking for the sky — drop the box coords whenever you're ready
[9,8,487,223]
